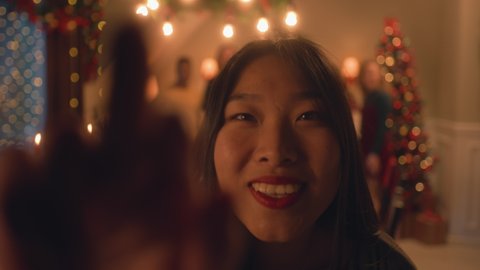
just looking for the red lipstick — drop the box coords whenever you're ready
[249,176,303,209]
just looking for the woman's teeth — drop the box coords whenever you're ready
[251,182,301,197]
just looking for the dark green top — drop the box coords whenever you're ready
[239,231,416,270]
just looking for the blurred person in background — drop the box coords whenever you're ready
[157,57,203,141]
[359,60,394,222]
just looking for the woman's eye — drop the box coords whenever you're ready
[297,111,322,121]
[230,113,256,122]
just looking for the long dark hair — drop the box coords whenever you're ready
[195,37,378,268]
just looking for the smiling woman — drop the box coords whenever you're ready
[214,54,340,244]
[196,37,416,269]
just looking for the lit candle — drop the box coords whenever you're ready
[87,123,93,134]
[34,133,42,146]
[33,132,42,156]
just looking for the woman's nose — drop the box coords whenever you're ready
[254,122,298,167]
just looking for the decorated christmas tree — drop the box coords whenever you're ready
[376,18,437,236]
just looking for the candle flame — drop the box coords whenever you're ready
[34,133,42,146]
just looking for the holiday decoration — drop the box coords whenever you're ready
[0,1,46,148]
[1,0,301,147]
[376,18,437,236]
[6,0,106,79]
[135,0,298,38]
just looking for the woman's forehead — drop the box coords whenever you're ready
[234,55,307,86]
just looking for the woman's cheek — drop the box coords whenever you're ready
[214,127,254,179]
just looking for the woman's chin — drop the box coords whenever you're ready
[249,227,302,243]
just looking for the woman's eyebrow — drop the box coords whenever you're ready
[297,90,319,100]
[227,92,262,102]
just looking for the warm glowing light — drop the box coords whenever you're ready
[33,0,42,4]
[34,133,41,145]
[69,98,79,108]
[399,125,409,136]
[392,37,402,47]
[426,157,433,167]
[87,123,93,134]
[33,77,43,87]
[136,5,149,16]
[408,141,417,150]
[376,55,385,65]
[67,20,77,31]
[238,0,253,10]
[69,47,78,57]
[163,21,173,36]
[180,0,197,4]
[147,0,160,10]
[223,24,234,38]
[385,118,394,128]
[146,76,159,102]
[384,26,393,35]
[418,144,427,153]
[284,11,298,27]
[420,160,429,170]
[68,0,77,5]
[256,17,269,33]
[200,58,219,80]
[70,72,80,83]
[384,73,394,82]
[415,182,425,192]
[385,56,395,66]
[398,155,406,165]
[97,20,106,31]
[341,57,359,80]
[412,126,421,136]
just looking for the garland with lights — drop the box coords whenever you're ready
[0,2,47,148]
[6,0,106,79]
[135,0,298,38]
[376,18,437,234]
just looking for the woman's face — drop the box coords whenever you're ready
[360,62,382,92]
[213,55,340,242]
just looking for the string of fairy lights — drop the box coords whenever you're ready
[1,0,298,147]
[0,2,46,148]
[134,0,299,38]
[0,0,105,148]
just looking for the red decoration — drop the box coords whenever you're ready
[5,1,105,80]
